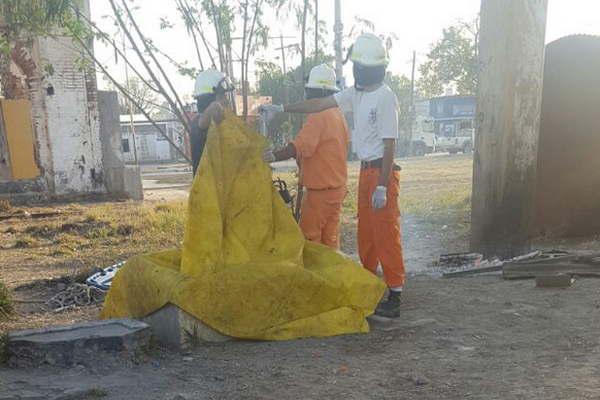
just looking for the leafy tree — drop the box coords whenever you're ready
[175,0,289,120]
[0,0,82,97]
[418,18,479,98]
[385,73,413,133]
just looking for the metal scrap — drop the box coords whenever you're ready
[442,251,541,278]
[46,284,105,313]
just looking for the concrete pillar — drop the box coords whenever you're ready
[98,90,143,200]
[471,0,548,258]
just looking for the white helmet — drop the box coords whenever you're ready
[305,64,339,92]
[193,69,233,97]
[349,33,389,67]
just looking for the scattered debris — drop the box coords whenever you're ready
[442,251,541,278]
[0,209,69,221]
[437,252,483,268]
[535,274,574,288]
[46,284,105,313]
[441,250,600,281]
[504,250,600,279]
[86,261,126,290]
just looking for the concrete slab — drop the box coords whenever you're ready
[143,304,231,349]
[7,319,150,368]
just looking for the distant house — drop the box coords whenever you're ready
[120,115,186,164]
[118,95,271,165]
[429,96,476,137]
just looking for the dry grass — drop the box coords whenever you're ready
[0,201,187,292]
[0,200,189,333]
[0,199,10,213]
[0,281,12,320]
[399,155,473,218]
[273,155,473,222]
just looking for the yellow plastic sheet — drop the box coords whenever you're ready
[102,113,385,340]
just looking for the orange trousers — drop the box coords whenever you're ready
[357,167,406,288]
[299,186,346,249]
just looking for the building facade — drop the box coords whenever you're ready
[0,0,124,200]
[120,115,186,164]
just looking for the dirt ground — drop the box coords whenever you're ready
[2,154,600,399]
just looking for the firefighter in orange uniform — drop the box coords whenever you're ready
[264,64,349,249]
[261,34,405,318]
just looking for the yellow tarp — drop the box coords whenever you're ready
[102,113,385,340]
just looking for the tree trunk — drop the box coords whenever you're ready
[240,0,249,121]
[471,0,548,258]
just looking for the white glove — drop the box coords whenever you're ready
[259,104,284,114]
[259,104,284,124]
[262,150,275,163]
[371,186,387,209]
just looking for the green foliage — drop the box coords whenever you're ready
[418,19,479,98]
[0,333,7,365]
[385,73,413,133]
[0,0,81,39]
[0,281,12,320]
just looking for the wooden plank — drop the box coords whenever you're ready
[503,253,600,279]
[443,265,503,278]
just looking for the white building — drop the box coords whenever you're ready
[120,115,186,164]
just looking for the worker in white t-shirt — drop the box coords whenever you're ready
[260,33,405,318]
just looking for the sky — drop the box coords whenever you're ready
[90,0,600,99]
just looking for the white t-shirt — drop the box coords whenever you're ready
[334,84,399,161]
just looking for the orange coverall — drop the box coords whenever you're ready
[358,166,405,288]
[293,108,349,249]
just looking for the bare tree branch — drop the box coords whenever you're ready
[68,29,191,163]
[119,0,191,128]
[107,0,190,136]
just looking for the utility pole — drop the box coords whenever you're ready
[314,0,319,56]
[408,50,416,154]
[471,0,549,258]
[334,0,344,88]
[279,33,287,74]
[122,32,139,164]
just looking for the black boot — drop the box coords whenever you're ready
[375,291,401,318]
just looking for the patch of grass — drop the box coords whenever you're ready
[0,281,13,320]
[0,199,10,213]
[13,236,38,249]
[85,201,187,248]
[0,333,7,365]
[25,223,60,239]
[401,187,471,218]
[78,388,108,398]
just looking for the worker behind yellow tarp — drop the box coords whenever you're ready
[101,112,385,340]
